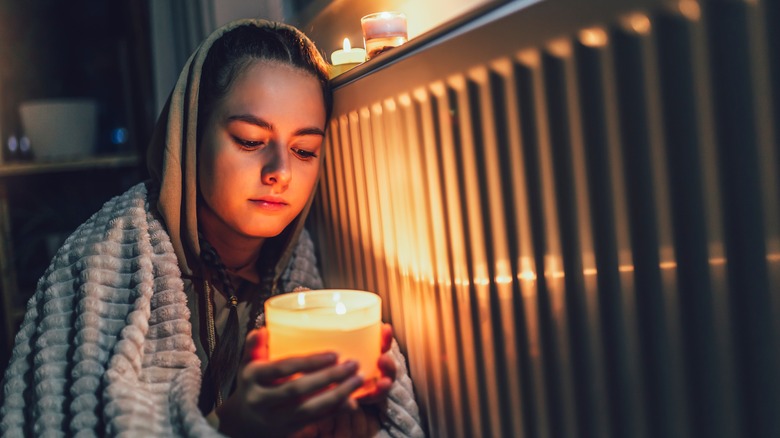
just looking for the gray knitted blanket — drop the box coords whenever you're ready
[1,182,424,437]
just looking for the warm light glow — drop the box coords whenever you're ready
[343,37,351,51]
[677,0,701,21]
[517,49,540,67]
[297,292,306,307]
[474,277,490,286]
[495,275,514,284]
[518,271,537,282]
[336,302,347,315]
[579,28,608,47]
[546,38,572,57]
[622,13,652,35]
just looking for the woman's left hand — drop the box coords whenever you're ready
[289,324,398,437]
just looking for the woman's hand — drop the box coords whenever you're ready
[216,327,364,438]
[306,324,399,437]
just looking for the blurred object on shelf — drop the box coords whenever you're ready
[19,98,98,161]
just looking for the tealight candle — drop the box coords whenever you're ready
[330,38,366,78]
[265,289,382,398]
[361,11,408,59]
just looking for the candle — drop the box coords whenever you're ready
[361,11,408,59]
[330,38,366,78]
[265,289,382,397]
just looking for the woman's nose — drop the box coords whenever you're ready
[261,143,291,187]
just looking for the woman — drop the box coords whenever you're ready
[0,19,423,437]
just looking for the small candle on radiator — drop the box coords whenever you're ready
[330,38,366,78]
[265,289,382,398]
[361,11,408,59]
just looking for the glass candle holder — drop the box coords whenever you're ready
[361,11,408,59]
[265,289,382,398]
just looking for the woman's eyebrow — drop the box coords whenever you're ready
[227,114,324,137]
[228,114,273,130]
[294,127,326,137]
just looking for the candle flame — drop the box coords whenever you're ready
[335,302,347,315]
[297,292,306,307]
[343,38,352,52]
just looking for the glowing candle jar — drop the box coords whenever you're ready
[329,38,367,78]
[361,11,408,59]
[265,289,382,397]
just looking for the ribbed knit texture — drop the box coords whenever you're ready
[0,182,424,437]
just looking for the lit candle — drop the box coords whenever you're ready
[361,11,408,59]
[329,38,366,78]
[265,289,382,397]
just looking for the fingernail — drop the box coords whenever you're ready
[343,360,358,372]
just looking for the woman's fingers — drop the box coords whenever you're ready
[291,374,364,422]
[243,328,265,363]
[377,353,397,381]
[356,352,397,405]
[249,359,360,406]
[246,352,339,384]
[381,324,393,353]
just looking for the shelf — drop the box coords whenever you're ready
[0,153,140,178]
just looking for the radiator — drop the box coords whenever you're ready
[311,0,780,436]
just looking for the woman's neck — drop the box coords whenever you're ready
[197,204,265,274]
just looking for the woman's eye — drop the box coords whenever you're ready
[292,148,318,160]
[233,136,265,149]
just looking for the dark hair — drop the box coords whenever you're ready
[197,23,332,138]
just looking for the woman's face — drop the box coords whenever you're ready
[198,60,326,241]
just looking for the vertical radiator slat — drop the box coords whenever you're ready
[331,116,355,284]
[347,112,376,294]
[543,39,610,438]
[357,109,391,319]
[427,84,477,438]
[415,88,460,438]
[448,76,501,437]
[515,48,579,438]
[487,60,536,438]
[321,123,345,284]
[655,4,739,437]
[344,113,368,290]
[398,94,443,436]
[575,28,647,437]
[705,1,780,436]
[612,15,690,437]
[467,66,523,438]
[507,52,552,438]
[368,104,405,343]
[434,84,485,437]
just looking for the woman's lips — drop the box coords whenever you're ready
[249,197,288,211]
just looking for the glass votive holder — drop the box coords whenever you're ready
[361,11,408,59]
[265,289,382,398]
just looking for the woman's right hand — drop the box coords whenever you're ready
[215,327,364,438]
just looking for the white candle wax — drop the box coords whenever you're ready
[265,289,382,397]
[330,38,366,65]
